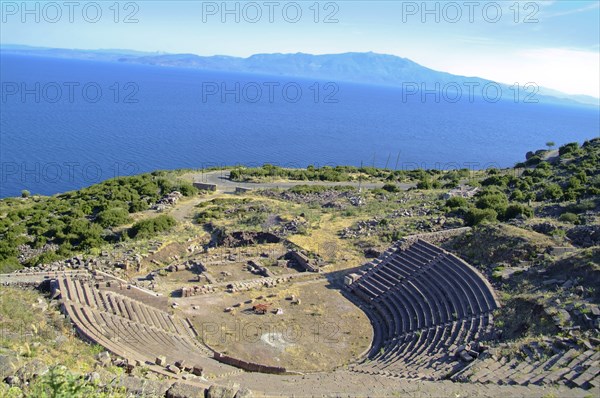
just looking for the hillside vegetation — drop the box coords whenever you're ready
[0,171,195,272]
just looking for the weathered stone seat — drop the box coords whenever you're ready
[414,274,450,324]
[57,277,237,378]
[458,343,599,389]
[350,239,499,380]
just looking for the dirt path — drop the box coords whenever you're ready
[167,193,229,222]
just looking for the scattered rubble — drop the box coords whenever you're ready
[566,225,600,248]
[153,191,183,211]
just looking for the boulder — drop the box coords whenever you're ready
[166,382,206,398]
[191,365,204,376]
[467,349,480,359]
[0,354,19,379]
[97,351,111,366]
[235,388,253,398]
[567,225,600,248]
[174,360,186,369]
[94,368,118,385]
[114,375,171,396]
[15,359,49,382]
[167,364,181,374]
[207,385,237,398]
[54,335,68,346]
[4,375,20,387]
[532,222,558,235]
[85,372,101,384]
[51,288,62,300]
[459,350,474,362]
[125,362,136,374]
[155,356,167,366]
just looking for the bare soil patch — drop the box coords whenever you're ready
[181,280,372,372]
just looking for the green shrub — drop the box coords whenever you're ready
[536,161,552,170]
[26,250,64,267]
[525,155,542,166]
[95,207,131,228]
[177,182,198,196]
[242,213,267,227]
[587,186,600,196]
[559,142,580,157]
[0,257,22,273]
[382,183,400,193]
[128,215,176,239]
[289,185,354,194]
[446,196,468,209]
[465,208,498,226]
[481,175,508,188]
[230,164,356,182]
[62,219,104,250]
[442,179,460,189]
[370,188,388,196]
[504,203,533,220]
[129,199,149,212]
[27,366,126,397]
[541,183,563,201]
[510,189,526,202]
[416,177,440,189]
[475,190,508,216]
[558,212,580,224]
[566,200,597,214]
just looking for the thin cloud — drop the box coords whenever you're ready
[454,36,495,46]
[541,2,600,18]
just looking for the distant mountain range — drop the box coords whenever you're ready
[2,44,598,107]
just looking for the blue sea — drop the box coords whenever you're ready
[1,54,599,198]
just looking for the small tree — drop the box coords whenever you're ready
[546,141,555,150]
[21,190,30,198]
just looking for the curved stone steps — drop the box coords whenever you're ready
[460,347,600,389]
[349,239,499,380]
[58,277,223,375]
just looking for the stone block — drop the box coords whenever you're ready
[166,382,205,398]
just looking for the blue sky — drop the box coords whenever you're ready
[1,0,599,97]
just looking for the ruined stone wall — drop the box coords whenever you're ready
[400,227,472,247]
[193,182,217,191]
[290,251,319,272]
[213,352,286,374]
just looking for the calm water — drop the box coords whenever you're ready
[1,54,599,197]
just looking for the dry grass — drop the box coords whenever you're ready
[287,213,365,270]
[0,287,108,374]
